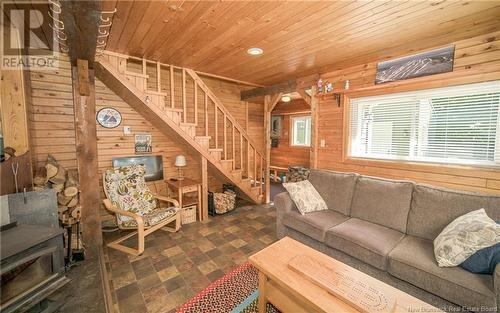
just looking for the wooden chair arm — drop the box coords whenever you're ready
[103,199,145,229]
[154,194,180,208]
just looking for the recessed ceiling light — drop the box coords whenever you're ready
[247,47,263,55]
[281,95,291,102]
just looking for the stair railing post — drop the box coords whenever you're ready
[223,115,227,160]
[194,80,198,126]
[182,69,186,122]
[204,93,208,137]
[170,65,174,108]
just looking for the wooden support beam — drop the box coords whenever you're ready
[264,95,272,204]
[72,60,101,247]
[241,74,319,100]
[310,86,319,169]
[269,92,283,112]
[60,1,100,65]
[242,80,296,100]
[297,89,312,106]
[201,156,208,221]
[77,59,90,96]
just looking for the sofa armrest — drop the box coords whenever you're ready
[495,263,500,309]
[274,192,298,239]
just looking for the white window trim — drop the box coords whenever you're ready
[290,115,311,147]
[347,81,500,168]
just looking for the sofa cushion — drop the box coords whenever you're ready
[388,235,496,309]
[283,209,349,242]
[434,209,500,267]
[282,180,328,215]
[350,176,414,233]
[307,169,358,215]
[324,218,405,270]
[408,184,500,241]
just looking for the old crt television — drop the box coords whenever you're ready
[112,155,163,182]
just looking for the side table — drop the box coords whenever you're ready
[165,178,202,222]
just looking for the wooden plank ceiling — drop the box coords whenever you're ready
[104,0,500,86]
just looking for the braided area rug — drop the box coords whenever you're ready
[176,262,279,313]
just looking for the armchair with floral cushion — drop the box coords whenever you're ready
[102,164,181,256]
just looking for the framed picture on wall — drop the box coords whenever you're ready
[135,133,152,154]
[271,115,282,138]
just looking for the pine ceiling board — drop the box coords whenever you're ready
[189,1,339,69]
[161,1,259,64]
[174,1,294,66]
[104,0,500,85]
[187,2,328,68]
[134,3,179,57]
[209,0,405,78]
[206,1,391,74]
[115,0,151,52]
[231,2,500,82]
[144,1,215,59]
[106,0,134,49]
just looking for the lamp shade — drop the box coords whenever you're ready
[174,155,187,167]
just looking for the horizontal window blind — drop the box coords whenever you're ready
[349,81,500,167]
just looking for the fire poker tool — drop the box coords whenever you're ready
[11,162,19,193]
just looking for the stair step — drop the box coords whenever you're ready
[220,159,234,171]
[251,186,262,196]
[180,124,196,138]
[195,136,210,148]
[208,148,223,152]
[164,107,183,113]
[209,149,222,161]
[180,122,196,127]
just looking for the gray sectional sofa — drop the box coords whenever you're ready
[275,169,500,311]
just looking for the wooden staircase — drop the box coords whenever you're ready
[94,52,265,204]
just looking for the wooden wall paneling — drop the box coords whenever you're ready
[316,31,500,195]
[72,60,102,246]
[1,26,29,155]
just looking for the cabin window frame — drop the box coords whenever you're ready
[345,81,500,168]
[290,115,312,147]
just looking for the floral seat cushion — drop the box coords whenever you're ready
[104,164,178,228]
[120,206,179,228]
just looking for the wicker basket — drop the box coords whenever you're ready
[181,205,197,224]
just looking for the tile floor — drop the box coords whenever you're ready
[103,204,276,313]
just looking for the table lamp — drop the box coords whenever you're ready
[175,155,187,181]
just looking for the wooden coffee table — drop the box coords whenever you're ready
[249,237,442,313]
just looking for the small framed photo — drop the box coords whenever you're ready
[135,134,152,154]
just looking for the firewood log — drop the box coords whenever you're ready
[58,205,68,213]
[70,205,81,219]
[64,169,79,197]
[49,165,67,185]
[46,163,58,179]
[57,193,72,206]
[33,186,47,192]
[67,196,78,208]
[33,167,48,186]
[52,183,65,193]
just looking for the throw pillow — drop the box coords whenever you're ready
[283,180,328,215]
[460,242,499,274]
[434,209,500,267]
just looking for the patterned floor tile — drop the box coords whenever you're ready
[103,204,276,313]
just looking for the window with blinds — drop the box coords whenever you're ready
[349,81,500,167]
